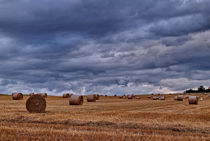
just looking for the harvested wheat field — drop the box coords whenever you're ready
[0,94,210,141]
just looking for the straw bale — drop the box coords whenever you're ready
[69,95,83,105]
[26,94,46,113]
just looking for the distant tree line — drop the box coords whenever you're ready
[185,86,210,93]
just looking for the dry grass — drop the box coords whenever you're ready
[0,94,210,141]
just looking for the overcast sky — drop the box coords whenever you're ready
[0,0,210,95]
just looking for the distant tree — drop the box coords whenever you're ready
[185,85,210,93]
[206,86,210,92]
[198,85,205,92]
[186,89,196,93]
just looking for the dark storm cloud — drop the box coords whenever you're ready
[0,0,209,38]
[0,0,210,95]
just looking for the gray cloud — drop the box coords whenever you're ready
[0,0,210,95]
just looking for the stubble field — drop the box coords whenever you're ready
[0,94,210,141]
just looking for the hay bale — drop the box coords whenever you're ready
[174,96,178,100]
[29,93,34,96]
[69,95,83,105]
[153,96,159,100]
[87,94,96,102]
[188,96,198,104]
[122,94,128,99]
[95,94,100,100]
[42,93,47,98]
[63,93,70,98]
[177,95,184,101]
[159,96,165,100]
[127,95,134,99]
[37,93,47,98]
[26,94,46,113]
[12,92,23,100]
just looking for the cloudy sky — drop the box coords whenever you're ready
[0,0,210,95]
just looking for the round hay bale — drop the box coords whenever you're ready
[95,94,100,100]
[174,96,178,100]
[12,93,23,100]
[127,95,133,99]
[159,96,165,100]
[153,96,159,100]
[188,96,198,104]
[29,93,34,96]
[69,95,83,105]
[87,95,96,102]
[42,93,47,98]
[37,93,47,98]
[63,93,70,98]
[26,95,46,113]
[177,95,184,101]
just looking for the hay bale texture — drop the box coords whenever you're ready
[29,93,34,96]
[26,94,46,113]
[189,96,198,104]
[177,95,184,101]
[42,93,47,98]
[12,93,23,100]
[69,95,83,105]
[159,96,165,100]
[63,93,70,98]
[37,93,47,98]
[87,94,96,102]
[127,95,134,99]
[122,95,127,99]
[153,96,159,100]
[95,94,100,100]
